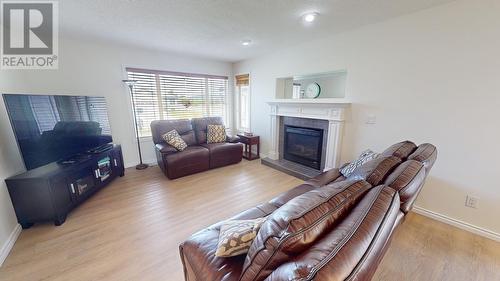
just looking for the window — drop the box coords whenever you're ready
[235,74,250,132]
[126,68,229,137]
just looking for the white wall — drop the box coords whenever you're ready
[0,37,232,260]
[234,0,500,234]
[0,99,23,263]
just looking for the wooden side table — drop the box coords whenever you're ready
[237,134,260,160]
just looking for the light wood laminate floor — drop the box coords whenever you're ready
[1,160,499,281]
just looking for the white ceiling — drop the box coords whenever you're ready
[60,0,455,62]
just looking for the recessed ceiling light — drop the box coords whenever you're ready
[303,12,319,23]
[241,39,252,46]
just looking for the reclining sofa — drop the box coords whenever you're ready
[151,117,243,179]
[179,141,437,281]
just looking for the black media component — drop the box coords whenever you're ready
[5,145,124,228]
[3,94,113,170]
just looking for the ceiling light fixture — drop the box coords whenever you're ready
[303,12,319,23]
[241,39,252,46]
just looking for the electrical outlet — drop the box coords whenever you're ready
[465,195,479,209]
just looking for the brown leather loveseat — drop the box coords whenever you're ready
[179,141,437,281]
[151,117,243,179]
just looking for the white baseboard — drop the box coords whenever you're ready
[0,224,21,267]
[412,205,500,242]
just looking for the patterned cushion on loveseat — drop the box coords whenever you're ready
[207,124,226,143]
[162,129,188,151]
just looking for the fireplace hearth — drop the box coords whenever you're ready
[283,125,323,170]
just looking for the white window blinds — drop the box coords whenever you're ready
[126,68,229,137]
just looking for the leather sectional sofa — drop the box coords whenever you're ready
[179,141,437,281]
[151,117,243,179]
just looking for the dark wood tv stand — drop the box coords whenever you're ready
[5,144,124,229]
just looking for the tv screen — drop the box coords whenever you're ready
[3,94,113,170]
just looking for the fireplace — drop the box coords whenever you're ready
[283,125,324,170]
[263,99,350,179]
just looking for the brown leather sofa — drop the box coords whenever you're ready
[151,117,243,179]
[179,141,437,281]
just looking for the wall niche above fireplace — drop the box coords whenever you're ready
[275,70,347,100]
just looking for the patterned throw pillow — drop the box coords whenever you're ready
[162,130,187,151]
[215,217,266,257]
[340,149,379,177]
[207,124,226,144]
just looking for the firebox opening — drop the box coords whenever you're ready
[283,125,324,170]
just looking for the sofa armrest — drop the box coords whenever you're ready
[226,135,240,143]
[155,143,177,155]
[179,225,245,281]
[304,168,343,188]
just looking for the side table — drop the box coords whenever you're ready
[237,134,260,160]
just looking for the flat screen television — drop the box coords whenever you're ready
[3,94,113,170]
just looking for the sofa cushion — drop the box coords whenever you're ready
[164,146,209,179]
[380,140,417,160]
[207,124,227,143]
[384,160,426,213]
[201,142,243,168]
[408,143,437,174]
[215,217,267,257]
[192,117,224,144]
[334,175,347,183]
[268,184,316,208]
[151,119,196,145]
[230,203,278,221]
[346,156,401,186]
[162,129,188,151]
[239,179,371,281]
[233,184,319,224]
[265,185,400,281]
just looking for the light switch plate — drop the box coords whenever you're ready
[366,114,376,124]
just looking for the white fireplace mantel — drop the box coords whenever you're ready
[267,98,351,171]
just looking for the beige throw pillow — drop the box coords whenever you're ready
[207,124,226,143]
[162,130,187,151]
[215,217,266,257]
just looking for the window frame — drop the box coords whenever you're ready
[235,73,251,133]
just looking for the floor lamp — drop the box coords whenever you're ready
[123,79,148,170]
